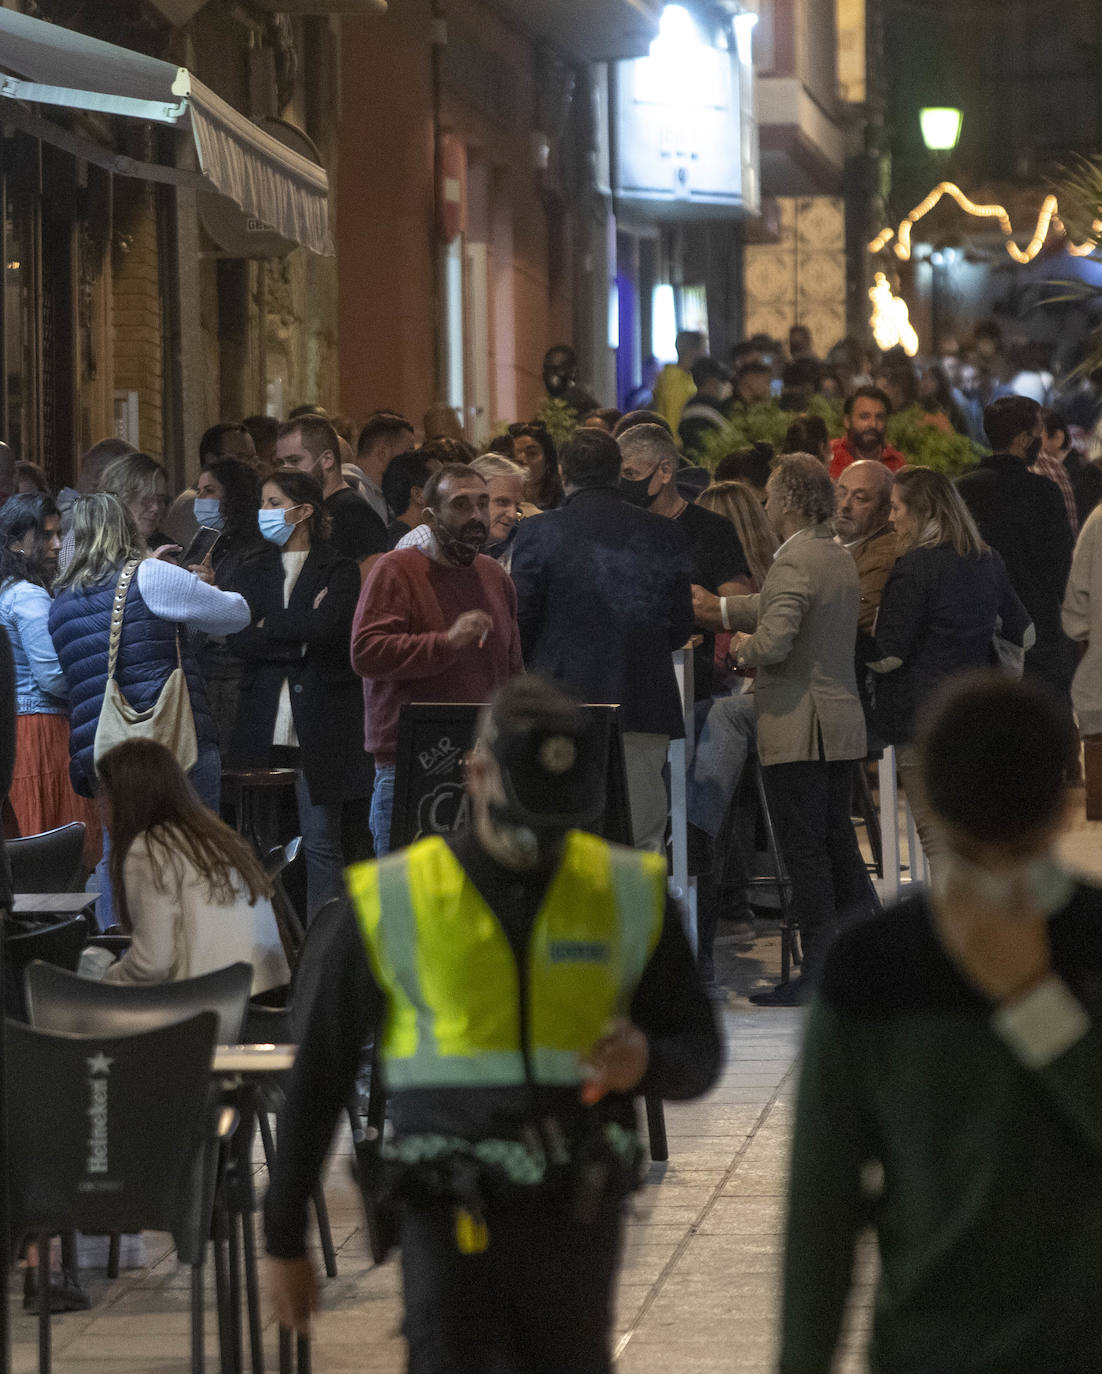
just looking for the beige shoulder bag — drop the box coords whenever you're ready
[93,559,199,775]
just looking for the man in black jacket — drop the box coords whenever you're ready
[956,395,1074,702]
[510,429,694,852]
[265,677,722,1371]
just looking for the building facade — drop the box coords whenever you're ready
[1,0,340,488]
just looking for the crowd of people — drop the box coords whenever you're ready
[0,331,1099,1000]
[1,322,1101,1366]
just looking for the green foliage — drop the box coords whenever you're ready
[885,409,983,476]
[696,399,982,477]
[697,395,845,469]
[533,396,578,450]
[1043,160,1102,379]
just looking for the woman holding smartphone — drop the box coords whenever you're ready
[227,468,373,917]
[191,458,267,753]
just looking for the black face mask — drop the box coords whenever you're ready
[432,515,486,567]
[619,466,660,509]
[1026,435,1043,464]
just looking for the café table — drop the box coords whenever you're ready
[210,1044,306,1374]
[12,892,98,919]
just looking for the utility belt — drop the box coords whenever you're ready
[353,1116,644,1265]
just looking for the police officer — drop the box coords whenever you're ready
[265,674,722,1372]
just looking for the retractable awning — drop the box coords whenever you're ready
[0,8,332,255]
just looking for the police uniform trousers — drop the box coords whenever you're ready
[399,1200,623,1374]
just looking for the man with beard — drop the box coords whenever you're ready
[829,385,906,480]
[351,464,523,855]
[278,414,389,570]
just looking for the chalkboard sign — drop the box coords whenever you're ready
[389,703,634,851]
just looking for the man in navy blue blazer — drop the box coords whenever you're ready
[510,427,694,852]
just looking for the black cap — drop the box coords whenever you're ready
[691,356,731,388]
[489,706,606,829]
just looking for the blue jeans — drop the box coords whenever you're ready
[687,692,757,838]
[90,741,222,931]
[370,763,396,858]
[294,771,346,920]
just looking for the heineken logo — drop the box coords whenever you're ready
[85,1052,112,1177]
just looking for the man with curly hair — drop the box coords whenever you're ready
[724,454,879,1004]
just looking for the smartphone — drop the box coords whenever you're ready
[181,525,222,568]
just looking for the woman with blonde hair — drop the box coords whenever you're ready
[98,450,173,550]
[48,493,250,926]
[869,465,1032,870]
[697,479,779,590]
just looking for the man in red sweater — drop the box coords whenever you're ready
[351,463,523,854]
[829,384,907,480]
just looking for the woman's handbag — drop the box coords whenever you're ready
[93,559,199,774]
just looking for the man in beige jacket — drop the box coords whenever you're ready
[725,454,879,1004]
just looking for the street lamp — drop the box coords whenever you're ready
[920,107,963,153]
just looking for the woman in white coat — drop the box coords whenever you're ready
[95,739,289,994]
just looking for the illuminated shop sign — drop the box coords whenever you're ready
[611,4,759,220]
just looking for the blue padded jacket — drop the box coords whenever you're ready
[49,568,215,796]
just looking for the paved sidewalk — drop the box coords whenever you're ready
[6,920,866,1374]
[14,795,1102,1370]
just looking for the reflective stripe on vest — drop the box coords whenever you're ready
[348,831,666,1091]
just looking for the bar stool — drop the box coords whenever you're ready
[852,757,884,879]
[222,767,298,857]
[713,757,800,984]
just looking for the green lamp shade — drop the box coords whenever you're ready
[920,107,963,152]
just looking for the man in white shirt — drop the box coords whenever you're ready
[355,411,416,526]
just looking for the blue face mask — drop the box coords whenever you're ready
[258,505,302,547]
[193,497,225,532]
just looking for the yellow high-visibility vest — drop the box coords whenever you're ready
[347,831,666,1091]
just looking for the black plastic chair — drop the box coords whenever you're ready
[24,959,253,1047]
[6,917,88,1019]
[7,1013,228,1374]
[24,959,254,1305]
[264,837,305,967]
[713,757,800,983]
[8,822,86,893]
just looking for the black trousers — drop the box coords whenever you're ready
[399,1204,623,1374]
[762,757,876,969]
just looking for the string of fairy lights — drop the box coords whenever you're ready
[868,181,1102,265]
[865,181,1102,354]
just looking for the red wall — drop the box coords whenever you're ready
[337,1,437,427]
[336,1,576,433]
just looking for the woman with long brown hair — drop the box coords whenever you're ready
[96,739,288,992]
[869,465,1032,872]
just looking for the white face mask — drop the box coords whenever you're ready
[934,850,1074,919]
